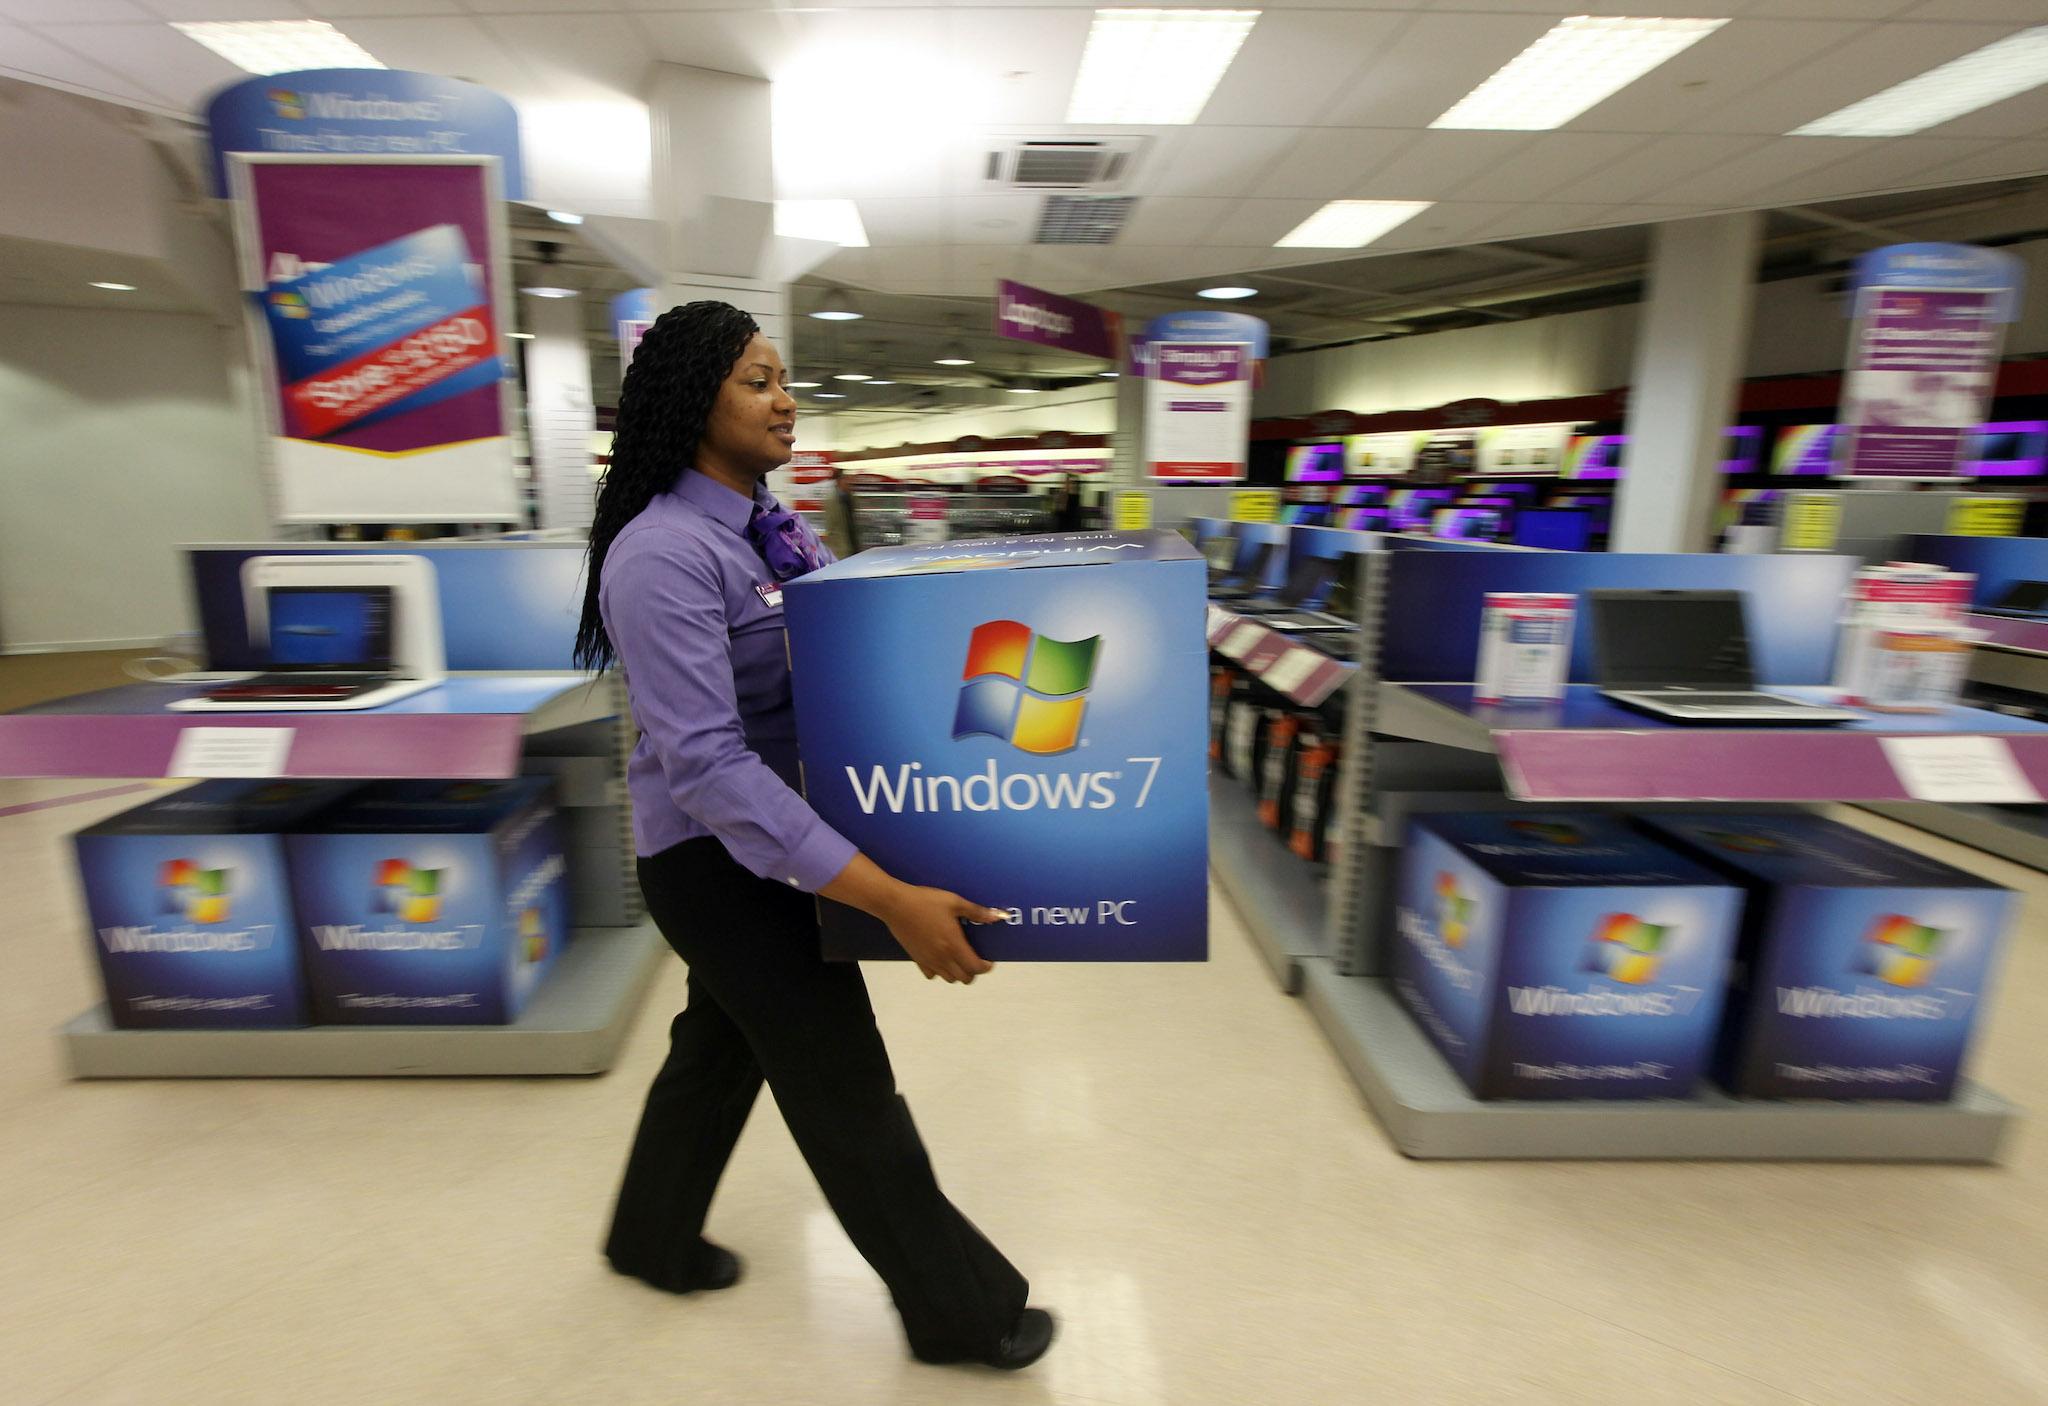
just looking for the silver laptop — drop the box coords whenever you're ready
[1590,589,1858,725]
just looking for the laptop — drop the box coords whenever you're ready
[1979,580,2048,619]
[1590,589,1859,725]
[173,586,435,712]
[1209,541,1280,602]
[1201,537,1238,577]
[1238,554,1355,633]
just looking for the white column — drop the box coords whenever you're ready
[1613,212,1761,553]
[525,293,596,533]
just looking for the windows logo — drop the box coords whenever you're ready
[519,907,549,966]
[268,89,306,120]
[1584,913,1669,985]
[1508,820,1583,846]
[374,859,443,924]
[1860,914,1945,988]
[952,620,1101,756]
[1434,872,1475,948]
[160,860,232,925]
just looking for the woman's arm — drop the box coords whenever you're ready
[820,853,1004,985]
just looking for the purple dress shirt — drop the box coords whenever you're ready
[601,470,857,891]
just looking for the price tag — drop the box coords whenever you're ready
[1217,622,1263,660]
[1880,736,2043,804]
[1947,497,2023,538]
[1781,493,1841,551]
[1112,491,1153,531]
[1261,647,1321,697]
[168,726,296,779]
[1231,489,1280,524]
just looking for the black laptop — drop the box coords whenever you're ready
[1238,553,1354,633]
[1980,580,2048,619]
[1590,589,1857,725]
[1209,541,1280,602]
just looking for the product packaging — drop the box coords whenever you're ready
[1637,813,2013,1100]
[1257,713,1303,829]
[287,778,569,1024]
[785,529,1209,962]
[1289,734,1342,863]
[1864,625,1982,713]
[1833,563,1974,705]
[73,780,359,1028]
[1475,593,1575,704]
[1208,665,1234,762]
[1392,812,1742,1100]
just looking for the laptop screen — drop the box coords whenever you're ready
[1279,554,1340,606]
[1203,538,1237,571]
[266,586,394,671]
[1231,540,1277,582]
[1592,591,1756,690]
[1995,580,2048,613]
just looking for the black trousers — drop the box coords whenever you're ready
[605,838,1028,1359]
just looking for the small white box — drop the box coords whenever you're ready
[1476,593,1575,704]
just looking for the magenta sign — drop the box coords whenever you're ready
[995,279,1121,361]
[1154,343,1246,386]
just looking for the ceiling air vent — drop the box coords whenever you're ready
[985,138,1145,190]
[1034,196,1135,246]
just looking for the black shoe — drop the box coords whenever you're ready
[916,1307,1057,1371]
[609,1241,742,1295]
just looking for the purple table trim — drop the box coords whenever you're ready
[1206,606,1359,708]
[1968,612,2048,656]
[0,782,155,819]
[0,714,528,780]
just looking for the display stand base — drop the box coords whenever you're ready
[1299,959,2015,1164]
[1209,772,1328,993]
[1862,800,2048,874]
[62,922,667,1079]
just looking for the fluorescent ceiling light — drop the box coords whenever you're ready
[509,332,534,340]
[808,288,863,321]
[1275,200,1433,249]
[1431,16,1728,131]
[522,286,577,299]
[1099,370,1120,378]
[1199,286,1258,300]
[1792,25,2048,137]
[867,379,897,386]
[1068,8,1261,125]
[1006,386,1041,395]
[814,392,847,399]
[934,341,975,366]
[786,380,823,389]
[170,19,383,75]
[89,281,136,291]
[834,373,872,382]
[545,210,584,225]
[777,200,869,249]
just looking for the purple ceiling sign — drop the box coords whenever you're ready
[994,279,1121,361]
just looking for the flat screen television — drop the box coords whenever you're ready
[1966,421,2048,478]
[1284,443,1347,482]
[1513,509,1594,551]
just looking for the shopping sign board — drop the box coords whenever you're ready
[612,287,656,376]
[995,280,1121,361]
[1146,342,1251,482]
[231,156,518,522]
[1839,243,2025,479]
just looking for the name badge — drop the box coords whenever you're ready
[755,582,784,610]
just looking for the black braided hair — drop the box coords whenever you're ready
[575,300,761,672]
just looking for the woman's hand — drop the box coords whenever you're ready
[879,885,1004,984]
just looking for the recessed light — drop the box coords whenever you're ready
[935,357,975,367]
[1099,370,1120,378]
[89,281,136,292]
[169,19,382,75]
[1792,25,2048,137]
[786,380,823,389]
[808,287,864,321]
[1275,200,1433,249]
[777,200,870,249]
[1430,16,1728,131]
[522,286,577,299]
[1199,286,1258,300]
[934,339,975,366]
[1068,8,1260,125]
[1005,386,1040,395]
[509,332,535,340]
[834,373,872,382]
[545,210,584,225]
[866,379,896,386]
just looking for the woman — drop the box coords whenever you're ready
[577,302,1054,1371]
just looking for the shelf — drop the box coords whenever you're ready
[0,674,609,781]
[1968,612,2048,657]
[1298,960,2015,1163]
[1206,605,1357,708]
[1208,771,1328,994]
[61,922,666,1079]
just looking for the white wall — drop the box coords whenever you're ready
[0,305,269,651]
[821,382,1118,453]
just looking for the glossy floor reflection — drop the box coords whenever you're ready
[2,780,2046,1405]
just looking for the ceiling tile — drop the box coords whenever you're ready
[633,11,775,79]
[1141,127,1299,198]
[332,16,534,97]
[948,195,1042,245]
[1356,131,1537,202]
[1447,133,1651,204]
[1549,135,1772,204]
[1197,9,1405,128]
[0,0,152,19]
[136,0,309,18]
[1913,138,2048,184]
[1749,0,1923,15]
[1368,202,1521,251]
[943,8,1091,129]
[1249,128,1411,200]
[854,198,953,248]
[1467,203,1640,244]
[1923,82,2048,140]
[1116,197,1234,246]
[1899,0,2048,15]
[1753,137,1998,206]
[1319,12,1558,129]
[475,14,656,101]
[1640,136,1875,205]
[49,20,244,110]
[1207,198,1323,248]
[0,21,161,107]
[1574,18,1870,134]
[1683,20,2027,135]
[296,0,467,13]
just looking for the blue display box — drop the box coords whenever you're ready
[785,530,1210,962]
[1638,814,2015,1101]
[1392,813,1743,1100]
[286,778,569,1024]
[74,780,359,1029]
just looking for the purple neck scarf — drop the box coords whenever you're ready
[746,499,828,583]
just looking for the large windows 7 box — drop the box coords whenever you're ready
[286,778,568,1024]
[786,530,1209,962]
[73,780,358,1028]
[1392,813,1742,1100]
[1637,814,2013,1100]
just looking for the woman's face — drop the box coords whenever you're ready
[700,333,798,479]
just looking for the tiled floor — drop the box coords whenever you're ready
[3,778,2046,1405]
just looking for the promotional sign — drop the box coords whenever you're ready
[995,280,1121,361]
[287,778,569,1024]
[203,69,524,199]
[1111,490,1153,531]
[232,155,518,523]
[785,530,1209,963]
[1345,431,1425,477]
[906,494,949,545]
[1142,310,1269,361]
[73,781,359,1029]
[1641,813,2014,1100]
[612,287,656,375]
[1146,343,1251,482]
[769,450,836,514]
[1780,492,1842,551]
[1840,244,2026,479]
[1947,496,2024,538]
[1230,489,1280,523]
[1475,423,1577,476]
[1391,813,1742,1100]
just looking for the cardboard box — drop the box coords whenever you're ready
[73,780,358,1028]
[786,529,1209,962]
[1392,812,1742,1099]
[287,778,569,1024]
[1637,813,2014,1100]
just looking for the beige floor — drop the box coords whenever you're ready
[3,779,2047,1406]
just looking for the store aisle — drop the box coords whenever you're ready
[1,782,2046,1406]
